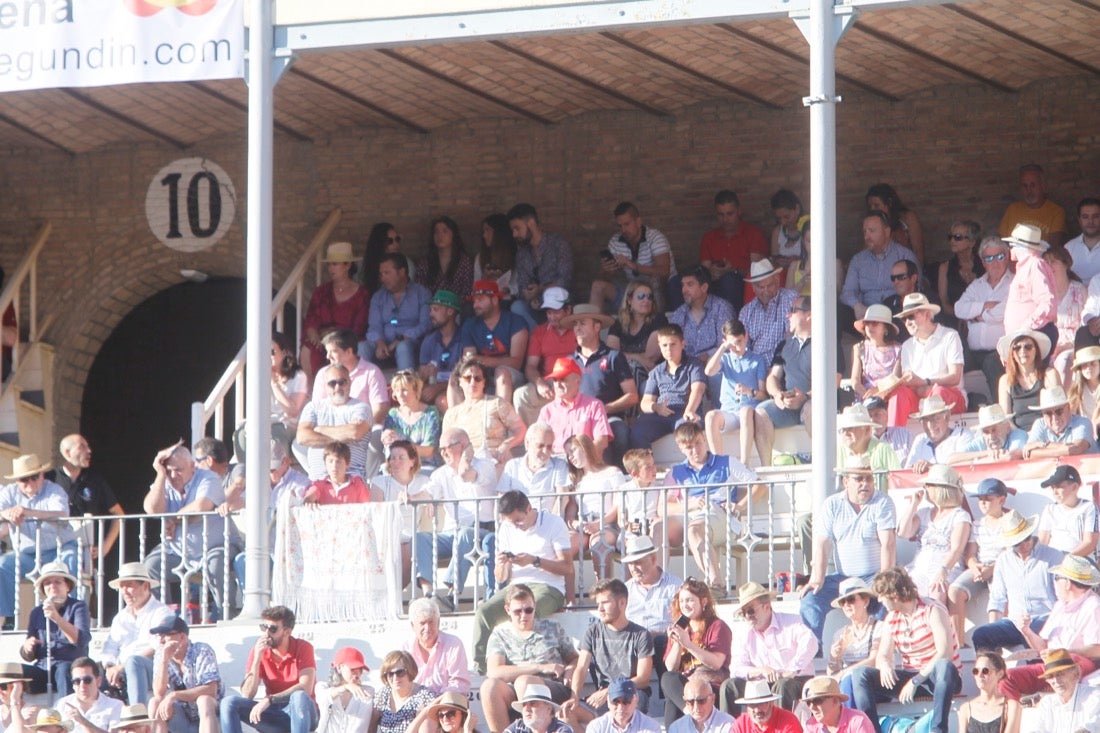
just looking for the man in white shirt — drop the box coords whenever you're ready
[1034,648,1100,732]
[471,490,572,675]
[497,423,572,513]
[1065,197,1100,283]
[99,563,172,705]
[904,396,972,472]
[59,657,124,733]
[953,237,1014,400]
[669,677,734,733]
[894,293,967,423]
[584,679,661,733]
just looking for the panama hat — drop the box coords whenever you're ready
[801,676,850,703]
[32,561,77,594]
[0,662,31,683]
[1073,345,1100,370]
[5,454,51,480]
[321,241,356,263]
[511,683,560,713]
[894,293,941,319]
[997,329,1052,363]
[745,258,782,283]
[27,709,73,731]
[1027,385,1071,412]
[108,562,160,590]
[909,395,954,420]
[836,404,877,430]
[735,581,777,615]
[426,691,469,720]
[1048,554,1100,587]
[976,404,1014,429]
[999,509,1039,544]
[835,454,874,476]
[560,303,614,329]
[110,705,156,730]
[1002,223,1048,253]
[1038,648,1079,679]
[854,304,898,335]
[734,679,779,705]
[620,535,658,563]
[831,577,876,609]
[920,464,963,491]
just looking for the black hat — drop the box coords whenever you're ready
[1041,465,1082,488]
[149,615,189,636]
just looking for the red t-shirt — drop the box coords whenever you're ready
[731,707,802,733]
[308,475,372,504]
[529,324,577,370]
[246,637,317,697]
[699,223,769,275]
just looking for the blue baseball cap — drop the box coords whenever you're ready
[969,477,1016,498]
[608,678,637,702]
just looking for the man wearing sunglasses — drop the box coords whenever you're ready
[954,237,1013,399]
[297,364,372,481]
[668,677,733,733]
[57,657,124,733]
[220,606,318,733]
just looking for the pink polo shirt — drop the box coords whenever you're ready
[402,630,471,695]
[803,708,876,733]
[730,611,818,678]
[1004,249,1056,331]
[1040,590,1100,648]
[537,393,613,455]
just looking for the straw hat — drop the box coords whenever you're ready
[109,705,156,730]
[996,329,1052,362]
[909,395,954,419]
[560,304,614,329]
[735,581,777,615]
[830,577,876,609]
[426,692,470,720]
[734,679,779,705]
[511,683,560,713]
[1048,554,1100,587]
[976,404,1014,430]
[1002,223,1048,253]
[620,535,658,563]
[1037,648,1079,679]
[32,561,77,594]
[920,464,963,491]
[108,562,160,590]
[321,242,356,263]
[854,304,898,336]
[745,259,782,283]
[5,454,51,480]
[1027,386,1071,412]
[1073,345,1100,370]
[801,676,850,703]
[999,509,1039,544]
[835,454,874,476]
[894,293,941,319]
[836,405,877,430]
[27,709,73,731]
[0,662,31,683]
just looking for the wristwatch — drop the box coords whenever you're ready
[533,556,542,568]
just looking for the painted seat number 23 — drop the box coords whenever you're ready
[146,157,237,253]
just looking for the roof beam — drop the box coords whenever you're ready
[715,23,901,102]
[286,68,430,134]
[488,40,670,117]
[187,82,314,143]
[943,4,1100,76]
[0,112,75,156]
[57,89,189,149]
[376,49,554,125]
[1066,0,1100,11]
[850,23,1016,94]
[599,31,782,109]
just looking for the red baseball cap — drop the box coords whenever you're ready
[469,280,503,300]
[333,647,368,671]
[545,357,582,380]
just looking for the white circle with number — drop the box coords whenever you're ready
[146,158,236,252]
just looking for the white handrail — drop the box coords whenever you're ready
[191,208,343,444]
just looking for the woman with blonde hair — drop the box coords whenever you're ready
[1068,345,1100,436]
[606,280,666,373]
[898,465,972,605]
[382,370,442,466]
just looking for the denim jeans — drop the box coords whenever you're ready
[413,527,495,594]
[220,691,319,733]
[125,654,155,704]
[970,616,1046,652]
[851,660,961,733]
[0,542,79,617]
[799,572,879,644]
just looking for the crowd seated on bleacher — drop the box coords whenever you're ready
[11,183,1100,733]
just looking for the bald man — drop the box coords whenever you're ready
[55,434,125,559]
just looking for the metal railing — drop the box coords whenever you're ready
[0,223,53,391]
[1,472,810,630]
[190,208,342,444]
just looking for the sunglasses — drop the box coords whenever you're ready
[461,375,485,383]
[1012,342,1035,352]
[609,698,634,706]
[1042,408,1067,418]
[387,235,402,244]
[259,623,280,633]
[71,676,95,686]
[386,669,408,679]
[889,273,912,282]
[327,379,349,388]
[948,233,972,241]
[982,253,1007,263]
[684,697,711,706]
[438,710,461,720]
[510,606,536,616]
[634,292,655,301]
[972,667,995,676]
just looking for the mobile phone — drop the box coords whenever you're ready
[599,249,613,261]
[502,551,516,559]
[676,614,690,629]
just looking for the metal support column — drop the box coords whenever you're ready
[796,1,856,515]
[242,0,275,618]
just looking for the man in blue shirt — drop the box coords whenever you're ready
[839,211,919,335]
[418,289,461,408]
[1023,386,1098,458]
[364,253,431,371]
[629,324,706,449]
[459,279,529,405]
[752,295,813,466]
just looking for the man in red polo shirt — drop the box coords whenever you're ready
[219,606,319,733]
[699,189,769,308]
[514,287,578,425]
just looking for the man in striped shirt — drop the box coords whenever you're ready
[850,568,960,733]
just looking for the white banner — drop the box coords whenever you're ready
[0,0,243,93]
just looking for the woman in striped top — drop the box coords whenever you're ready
[849,567,961,733]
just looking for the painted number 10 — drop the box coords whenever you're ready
[161,171,222,239]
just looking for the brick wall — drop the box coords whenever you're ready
[1,74,1098,448]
